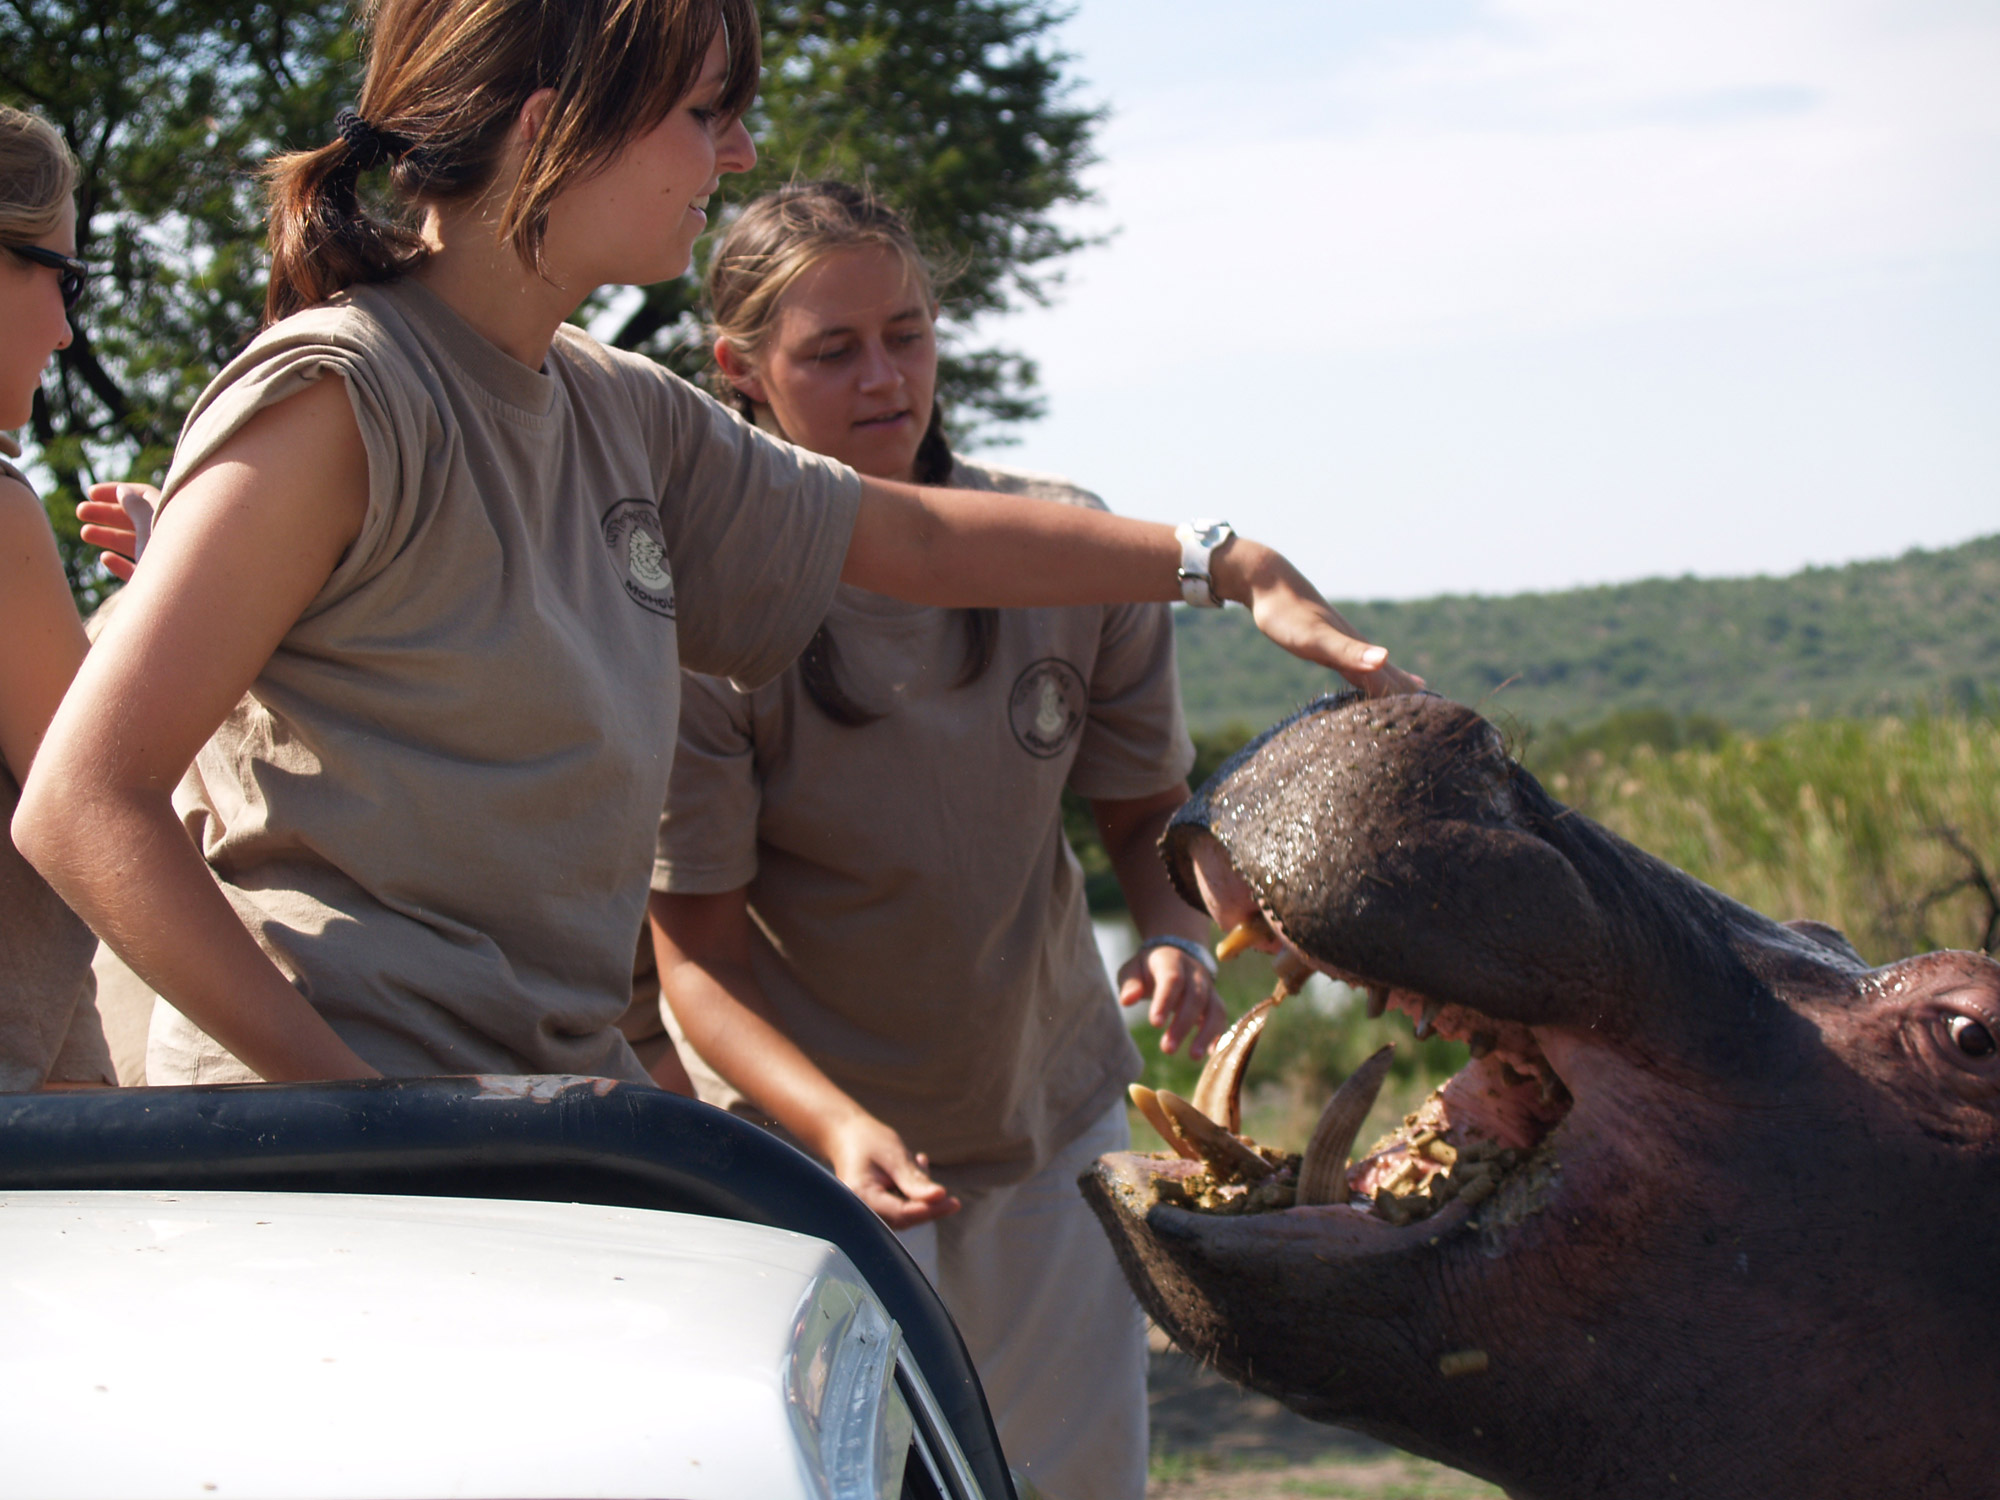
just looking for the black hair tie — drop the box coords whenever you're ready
[334,107,402,172]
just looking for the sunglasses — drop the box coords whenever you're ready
[7,242,87,311]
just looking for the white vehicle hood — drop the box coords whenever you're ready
[0,1190,869,1499]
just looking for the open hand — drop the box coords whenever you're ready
[1217,537,1424,698]
[1118,942,1226,1058]
[77,481,157,581]
[825,1112,962,1229]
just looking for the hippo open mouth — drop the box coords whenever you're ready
[1117,691,1636,1249]
[1126,912,1572,1238]
[1082,692,2000,1500]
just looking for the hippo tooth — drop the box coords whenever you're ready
[1215,913,1273,962]
[1296,1045,1396,1207]
[1129,1084,1202,1161]
[1156,1090,1275,1183]
[1272,948,1313,995]
[1413,999,1441,1041]
[1191,994,1282,1133]
[1366,984,1390,1020]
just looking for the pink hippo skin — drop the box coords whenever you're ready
[1083,692,2000,1500]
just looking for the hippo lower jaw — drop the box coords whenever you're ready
[1085,874,1660,1482]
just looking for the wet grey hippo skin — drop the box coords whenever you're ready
[1083,692,2000,1500]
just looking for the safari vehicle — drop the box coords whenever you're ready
[0,1077,1015,1500]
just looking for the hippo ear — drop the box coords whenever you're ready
[1783,920,1868,969]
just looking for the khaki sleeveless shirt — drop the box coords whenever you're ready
[148,280,859,1081]
[654,460,1193,1185]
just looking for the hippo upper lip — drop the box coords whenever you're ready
[1160,693,1657,1041]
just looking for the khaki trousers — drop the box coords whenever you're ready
[898,1103,1148,1500]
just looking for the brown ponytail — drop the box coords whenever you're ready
[262,0,759,323]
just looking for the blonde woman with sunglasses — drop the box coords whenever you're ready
[0,103,115,1091]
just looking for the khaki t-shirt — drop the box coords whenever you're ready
[147,279,860,1082]
[0,461,116,1090]
[654,459,1193,1186]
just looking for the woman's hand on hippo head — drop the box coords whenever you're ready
[823,1108,962,1229]
[1212,536,1423,698]
[1119,942,1226,1058]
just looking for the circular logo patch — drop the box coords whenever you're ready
[601,499,676,618]
[1009,657,1088,758]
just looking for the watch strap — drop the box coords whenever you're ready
[1174,519,1233,608]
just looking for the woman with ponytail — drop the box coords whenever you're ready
[15,0,1412,1098]
[648,182,1208,1500]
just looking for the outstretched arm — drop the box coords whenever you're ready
[842,478,1422,697]
[13,377,378,1082]
[651,887,961,1229]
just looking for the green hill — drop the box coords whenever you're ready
[1174,533,2000,735]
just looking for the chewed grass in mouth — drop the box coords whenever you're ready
[1131,921,1575,1228]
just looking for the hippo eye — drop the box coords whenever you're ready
[1947,1015,1996,1059]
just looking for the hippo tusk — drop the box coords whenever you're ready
[1157,1090,1274,1182]
[1188,951,1314,1131]
[1366,984,1390,1019]
[1215,911,1276,962]
[1129,1084,1201,1160]
[1296,1045,1396,1206]
[1191,998,1274,1131]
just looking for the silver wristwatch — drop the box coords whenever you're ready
[1174,519,1235,608]
[1136,934,1220,977]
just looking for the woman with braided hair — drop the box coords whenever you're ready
[16,0,1412,1097]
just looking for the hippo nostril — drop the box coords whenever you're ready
[1948,1015,1996,1058]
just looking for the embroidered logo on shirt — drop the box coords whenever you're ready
[1008,657,1087,758]
[601,499,676,618]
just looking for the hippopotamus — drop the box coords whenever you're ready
[1084,692,2000,1500]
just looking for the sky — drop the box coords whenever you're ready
[968,0,2000,601]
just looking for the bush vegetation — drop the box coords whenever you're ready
[1533,710,2000,965]
[1172,533,2000,735]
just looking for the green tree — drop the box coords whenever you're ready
[2,0,358,606]
[610,1,1101,440]
[2,0,1098,607]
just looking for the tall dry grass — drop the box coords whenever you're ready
[1545,714,2000,964]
